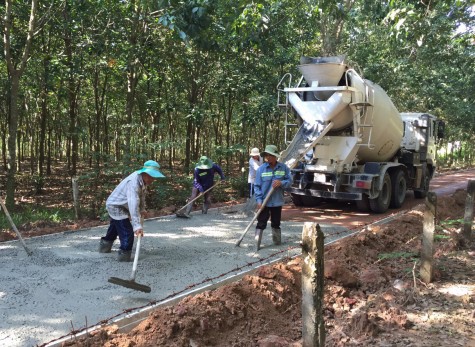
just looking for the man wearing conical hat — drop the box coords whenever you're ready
[98,160,165,262]
[182,156,225,217]
[254,145,291,251]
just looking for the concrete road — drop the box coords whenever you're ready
[0,169,473,347]
[0,205,351,347]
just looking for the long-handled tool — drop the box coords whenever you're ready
[176,181,221,218]
[235,186,275,247]
[241,194,258,216]
[108,230,151,293]
[0,197,33,256]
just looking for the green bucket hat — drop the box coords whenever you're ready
[136,160,165,178]
[261,145,280,158]
[196,156,213,169]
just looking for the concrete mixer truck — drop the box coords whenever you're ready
[277,56,444,213]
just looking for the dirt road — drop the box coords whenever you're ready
[282,169,475,226]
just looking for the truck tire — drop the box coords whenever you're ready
[302,196,322,206]
[291,194,304,207]
[291,194,321,207]
[390,170,407,208]
[369,173,391,213]
[356,194,371,212]
[414,169,430,199]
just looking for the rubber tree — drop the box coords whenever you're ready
[3,0,38,209]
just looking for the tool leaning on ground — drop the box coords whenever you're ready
[176,180,222,218]
[235,186,275,248]
[0,197,33,256]
[108,219,151,293]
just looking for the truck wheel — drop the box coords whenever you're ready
[291,194,304,207]
[414,170,430,199]
[369,173,391,213]
[301,196,322,206]
[390,170,407,208]
[356,195,371,212]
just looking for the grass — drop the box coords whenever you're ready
[0,205,75,231]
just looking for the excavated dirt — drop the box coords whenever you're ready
[58,189,475,347]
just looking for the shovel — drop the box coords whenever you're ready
[235,186,275,247]
[108,223,151,293]
[176,181,221,218]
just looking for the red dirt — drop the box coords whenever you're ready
[59,189,475,347]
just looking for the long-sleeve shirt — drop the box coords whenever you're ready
[106,171,146,231]
[248,156,263,184]
[193,163,225,192]
[254,162,291,207]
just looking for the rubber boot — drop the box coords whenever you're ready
[117,249,132,262]
[255,228,263,251]
[183,203,193,218]
[202,202,210,214]
[98,239,113,253]
[272,228,281,245]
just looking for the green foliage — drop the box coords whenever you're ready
[0,206,74,231]
[377,251,418,261]
[31,175,45,194]
[435,234,451,241]
[2,0,474,219]
[228,176,249,199]
[440,218,464,227]
[147,176,193,209]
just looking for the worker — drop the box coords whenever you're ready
[98,160,165,262]
[183,155,225,217]
[254,145,291,250]
[248,147,263,198]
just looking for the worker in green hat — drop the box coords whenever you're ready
[183,156,225,217]
[98,160,165,262]
[254,145,291,250]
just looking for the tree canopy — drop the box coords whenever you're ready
[1,0,474,208]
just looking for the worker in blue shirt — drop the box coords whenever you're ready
[183,156,225,217]
[254,145,291,250]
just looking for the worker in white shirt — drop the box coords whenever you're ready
[98,160,165,262]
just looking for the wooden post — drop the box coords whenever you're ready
[420,192,436,284]
[462,180,475,242]
[72,177,81,220]
[302,222,325,347]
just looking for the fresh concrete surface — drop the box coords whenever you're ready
[0,205,350,347]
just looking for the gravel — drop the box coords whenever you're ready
[0,205,354,347]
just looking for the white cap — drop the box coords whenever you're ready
[249,148,260,156]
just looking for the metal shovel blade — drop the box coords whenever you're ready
[108,277,151,293]
[175,211,191,218]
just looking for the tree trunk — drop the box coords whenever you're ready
[38,56,49,179]
[3,0,38,209]
[5,72,20,209]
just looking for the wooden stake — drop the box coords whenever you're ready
[420,192,436,284]
[463,180,475,242]
[302,222,325,347]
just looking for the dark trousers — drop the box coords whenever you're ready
[248,183,255,198]
[186,187,212,213]
[256,206,282,230]
[102,218,134,251]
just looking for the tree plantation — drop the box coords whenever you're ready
[1,0,474,213]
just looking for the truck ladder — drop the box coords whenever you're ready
[277,73,305,144]
[347,69,376,149]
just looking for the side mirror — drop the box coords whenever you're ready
[437,121,445,139]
